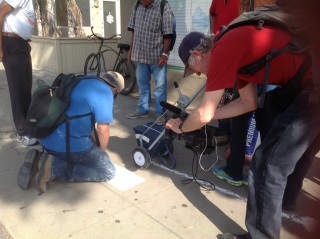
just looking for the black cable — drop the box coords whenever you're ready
[182,150,216,190]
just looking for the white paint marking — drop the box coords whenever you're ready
[108,164,145,191]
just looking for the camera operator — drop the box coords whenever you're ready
[166,17,320,239]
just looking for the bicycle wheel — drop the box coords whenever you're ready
[84,53,101,77]
[115,59,136,95]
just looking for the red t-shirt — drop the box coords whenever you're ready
[206,25,308,92]
[210,0,240,34]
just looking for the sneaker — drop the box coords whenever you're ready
[212,165,243,187]
[242,173,248,186]
[35,153,52,193]
[127,111,149,119]
[17,134,37,146]
[217,233,248,239]
[17,149,42,190]
[156,113,166,125]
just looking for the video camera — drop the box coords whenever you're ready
[160,101,216,154]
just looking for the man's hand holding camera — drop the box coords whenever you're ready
[166,118,184,134]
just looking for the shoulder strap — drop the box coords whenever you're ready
[135,0,140,11]
[160,0,167,17]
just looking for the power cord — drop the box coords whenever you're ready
[181,151,216,190]
[182,125,220,190]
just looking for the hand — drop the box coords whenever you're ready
[165,118,183,133]
[158,55,168,67]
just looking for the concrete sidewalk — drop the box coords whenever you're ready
[0,65,319,239]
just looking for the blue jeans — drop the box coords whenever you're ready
[245,83,320,239]
[136,63,167,114]
[47,145,116,182]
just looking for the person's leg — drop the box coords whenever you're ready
[224,111,253,180]
[136,63,151,114]
[282,132,320,210]
[245,88,320,239]
[2,38,32,135]
[50,146,116,182]
[151,64,167,114]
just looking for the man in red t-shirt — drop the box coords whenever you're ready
[166,25,320,239]
[209,0,240,34]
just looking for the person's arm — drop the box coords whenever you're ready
[166,88,224,133]
[0,1,14,62]
[97,123,110,151]
[128,31,134,61]
[166,82,258,134]
[158,37,171,66]
[213,82,258,120]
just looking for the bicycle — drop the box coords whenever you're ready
[84,26,136,95]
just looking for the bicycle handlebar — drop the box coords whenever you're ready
[87,26,121,41]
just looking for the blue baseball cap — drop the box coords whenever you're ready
[178,32,206,77]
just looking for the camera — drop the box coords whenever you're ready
[160,101,216,154]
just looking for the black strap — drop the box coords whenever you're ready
[65,113,99,173]
[237,44,291,108]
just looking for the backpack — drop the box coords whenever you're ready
[135,0,176,51]
[25,73,97,139]
[215,4,313,113]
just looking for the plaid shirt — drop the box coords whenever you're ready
[128,0,174,65]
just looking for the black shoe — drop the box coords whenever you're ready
[217,233,248,239]
[282,203,297,211]
[17,149,42,190]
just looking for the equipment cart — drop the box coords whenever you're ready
[131,81,206,169]
[132,122,175,169]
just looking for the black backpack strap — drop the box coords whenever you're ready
[91,114,100,147]
[160,0,166,16]
[65,112,94,174]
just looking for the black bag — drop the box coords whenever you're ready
[264,57,312,115]
[215,4,312,111]
[25,74,95,138]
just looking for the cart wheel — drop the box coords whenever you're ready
[160,143,174,158]
[132,147,151,169]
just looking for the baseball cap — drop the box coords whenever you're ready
[178,32,206,78]
[100,71,125,94]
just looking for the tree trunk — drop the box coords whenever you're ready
[67,0,86,37]
[33,0,85,38]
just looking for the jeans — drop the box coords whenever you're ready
[245,83,320,239]
[136,63,167,114]
[47,145,116,182]
[2,37,32,135]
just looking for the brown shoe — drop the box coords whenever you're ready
[35,153,52,193]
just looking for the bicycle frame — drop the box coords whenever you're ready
[84,26,137,95]
[99,45,123,73]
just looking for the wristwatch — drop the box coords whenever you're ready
[179,122,185,133]
[161,52,169,59]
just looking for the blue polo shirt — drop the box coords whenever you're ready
[40,79,114,152]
